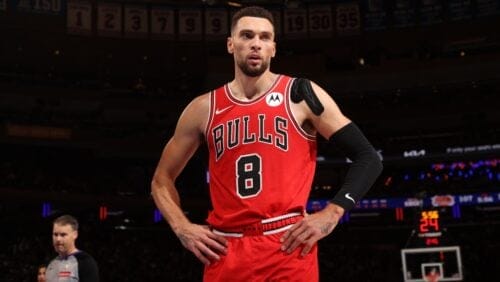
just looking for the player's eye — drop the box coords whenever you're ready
[241,32,253,39]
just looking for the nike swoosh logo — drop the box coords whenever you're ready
[345,193,355,203]
[215,106,233,115]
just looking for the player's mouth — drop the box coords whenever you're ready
[248,54,261,64]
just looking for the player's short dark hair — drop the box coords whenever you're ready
[53,214,79,231]
[231,6,274,32]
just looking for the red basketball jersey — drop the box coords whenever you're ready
[205,75,317,229]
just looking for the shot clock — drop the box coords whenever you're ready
[417,210,442,246]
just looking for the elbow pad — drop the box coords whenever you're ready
[329,123,383,211]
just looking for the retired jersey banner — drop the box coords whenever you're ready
[284,8,308,39]
[362,0,388,31]
[178,8,202,40]
[97,2,122,38]
[66,0,92,36]
[124,5,148,39]
[418,0,443,26]
[150,6,174,40]
[308,5,333,38]
[270,8,282,37]
[204,8,228,40]
[476,0,500,17]
[446,0,472,21]
[391,0,416,28]
[335,2,361,35]
[15,0,64,15]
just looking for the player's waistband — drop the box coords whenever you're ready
[212,212,304,237]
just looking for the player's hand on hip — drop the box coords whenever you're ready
[175,223,228,265]
[280,208,341,256]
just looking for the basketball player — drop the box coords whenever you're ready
[45,215,99,282]
[151,6,382,281]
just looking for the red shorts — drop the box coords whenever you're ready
[203,232,318,282]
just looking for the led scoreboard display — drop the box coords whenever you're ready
[418,210,442,246]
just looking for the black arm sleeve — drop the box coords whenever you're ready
[76,251,100,282]
[329,122,383,211]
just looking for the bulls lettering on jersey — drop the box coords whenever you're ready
[211,114,288,160]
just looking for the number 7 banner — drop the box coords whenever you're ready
[150,6,174,40]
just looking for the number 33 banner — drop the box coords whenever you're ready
[67,0,92,36]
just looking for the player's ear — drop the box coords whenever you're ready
[272,41,276,58]
[227,37,234,54]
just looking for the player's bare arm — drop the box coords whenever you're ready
[151,94,228,265]
[281,80,382,256]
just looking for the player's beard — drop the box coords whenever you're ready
[237,58,269,77]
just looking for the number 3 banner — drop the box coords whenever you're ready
[97,2,122,38]
[67,0,92,36]
[124,5,148,39]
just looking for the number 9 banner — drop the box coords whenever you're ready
[204,8,228,41]
[178,8,202,41]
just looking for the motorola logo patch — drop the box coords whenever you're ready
[266,92,283,107]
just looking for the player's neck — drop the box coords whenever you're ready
[230,71,278,101]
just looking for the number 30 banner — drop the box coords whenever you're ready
[308,5,333,38]
[67,0,92,35]
[97,2,122,38]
